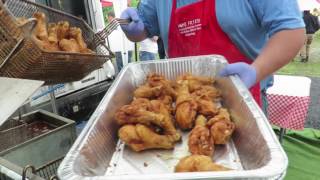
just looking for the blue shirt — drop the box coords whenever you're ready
[139,0,304,60]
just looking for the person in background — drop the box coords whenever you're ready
[119,0,305,108]
[299,10,320,63]
[107,11,133,73]
[139,36,158,61]
[157,37,166,59]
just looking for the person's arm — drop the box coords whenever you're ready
[220,0,305,88]
[252,28,305,82]
[125,29,148,42]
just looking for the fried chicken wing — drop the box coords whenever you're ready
[134,85,163,99]
[207,108,235,144]
[177,74,215,92]
[175,155,231,172]
[119,124,175,152]
[59,38,80,53]
[175,80,198,130]
[192,85,221,101]
[147,73,177,99]
[33,12,48,41]
[188,115,214,156]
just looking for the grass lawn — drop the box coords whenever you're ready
[277,31,320,77]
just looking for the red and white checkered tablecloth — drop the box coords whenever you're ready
[267,94,310,130]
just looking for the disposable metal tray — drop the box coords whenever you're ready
[58,55,288,180]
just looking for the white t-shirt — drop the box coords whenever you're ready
[139,38,158,54]
[107,27,134,52]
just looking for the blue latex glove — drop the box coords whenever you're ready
[219,62,257,88]
[120,8,145,36]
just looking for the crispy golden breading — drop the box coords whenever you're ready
[33,12,48,41]
[188,115,214,156]
[57,21,70,40]
[207,108,235,144]
[175,80,198,130]
[47,23,58,44]
[59,38,80,53]
[119,124,176,152]
[177,74,215,92]
[134,85,163,99]
[175,155,231,172]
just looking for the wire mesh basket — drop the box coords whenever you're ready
[0,0,114,84]
[21,157,64,180]
[0,118,57,153]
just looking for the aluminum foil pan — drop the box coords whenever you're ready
[58,55,288,180]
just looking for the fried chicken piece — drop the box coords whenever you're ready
[115,105,165,127]
[32,36,60,52]
[177,74,215,92]
[115,104,175,136]
[47,23,58,44]
[147,73,177,99]
[149,100,181,141]
[207,108,235,144]
[134,85,163,99]
[192,85,221,101]
[33,12,48,41]
[57,21,70,40]
[130,98,152,110]
[175,80,198,130]
[157,95,173,107]
[68,27,93,54]
[196,99,219,118]
[59,38,80,53]
[189,115,214,156]
[175,155,231,172]
[119,124,175,152]
[68,27,86,48]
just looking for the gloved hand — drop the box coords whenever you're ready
[219,62,257,88]
[120,8,145,36]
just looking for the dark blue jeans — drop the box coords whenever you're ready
[115,51,133,72]
[139,51,157,61]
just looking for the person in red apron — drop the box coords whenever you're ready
[120,0,305,105]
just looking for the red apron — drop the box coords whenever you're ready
[168,0,261,105]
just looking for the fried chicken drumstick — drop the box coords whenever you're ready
[175,155,231,172]
[119,124,176,152]
[175,80,198,130]
[188,115,214,156]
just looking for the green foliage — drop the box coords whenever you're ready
[130,0,139,7]
[278,31,320,77]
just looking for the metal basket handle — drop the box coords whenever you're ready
[19,18,38,36]
[22,165,36,180]
[89,18,129,56]
[49,175,59,180]
[0,18,37,69]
